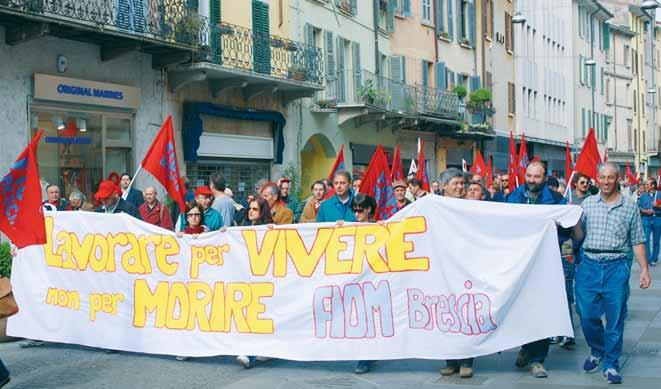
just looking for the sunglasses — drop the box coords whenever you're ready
[353,208,366,213]
[578,181,589,185]
[187,212,201,217]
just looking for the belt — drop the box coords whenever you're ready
[584,248,627,254]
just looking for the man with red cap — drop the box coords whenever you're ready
[194,186,222,231]
[94,180,141,219]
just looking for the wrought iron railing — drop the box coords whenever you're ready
[0,0,207,47]
[321,70,462,118]
[204,21,324,85]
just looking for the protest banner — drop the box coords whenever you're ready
[9,196,581,360]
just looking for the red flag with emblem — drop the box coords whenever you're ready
[565,141,574,182]
[486,155,493,188]
[626,162,638,185]
[416,138,430,191]
[140,115,186,213]
[508,131,519,192]
[574,128,602,181]
[0,130,46,248]
[359,145,397,221]
[470,150,487,176]
[391,144,405,182]
[324,144,346,199]
[517,134,529,184]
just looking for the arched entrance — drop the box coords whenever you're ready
[300,134,337,195]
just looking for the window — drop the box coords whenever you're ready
[508,82,515,114]
[627,119,633,151]
[336,0,357,15]
[460,0,469,40]
[634,128,638,151]
[505,12,513,52]
[624,45,630,67]
[605,78,610,102]
[422,0,431,22]
[634,89,637,113]
[485,0,493,39]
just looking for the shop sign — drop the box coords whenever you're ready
[44,137,92,145]
[34,74,140,109]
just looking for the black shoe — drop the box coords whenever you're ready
[0,358,10,388]
[515,349,530,368]
[560,337,576,350]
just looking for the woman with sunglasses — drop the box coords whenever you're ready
[176,202,208,238]
[236,196,274,369]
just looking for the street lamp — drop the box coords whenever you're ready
[512,12,526,24]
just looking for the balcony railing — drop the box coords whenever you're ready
[317,70,461,118]
[0,0,204,47]
[203,21,323,85]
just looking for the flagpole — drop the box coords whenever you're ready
[126,164,144,192]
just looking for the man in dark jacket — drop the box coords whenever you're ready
[507,161,570,379]
[119,173,144,209]
[95,180,141,220]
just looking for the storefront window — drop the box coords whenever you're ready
[31,109,133,203]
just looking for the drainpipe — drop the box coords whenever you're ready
[374,0,380,75]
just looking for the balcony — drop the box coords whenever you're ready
[453,103,496,139]
[0,0,205,67]
[168,21,324,102]
[316,70,463,130]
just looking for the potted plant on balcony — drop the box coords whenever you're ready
[404,93,416,111]
[453,85,467,101]
[175,15,201,44]
[460,37,472,47]
[466,88,493,113]
[289,63,308,81]
[438,31,450,40]
[340,0,351,13]
[375,89,391,107]
[316,97,338,109]
[358,80,377,104]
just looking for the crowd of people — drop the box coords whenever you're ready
[29,161,656,385]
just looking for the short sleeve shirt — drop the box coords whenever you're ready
[581,194,645,261]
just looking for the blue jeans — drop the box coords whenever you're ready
[575,256,630,371]
[562,255,576,328]
[642,217,661,264]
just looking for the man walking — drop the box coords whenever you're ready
[119,173,144,209]
[95,180,141,220]
[569,173,592,205]
[138,187,174,231]
[575,162,650,384]
[317,171,356,223]
[209,173,235,228]
[262,183,294,225]
[638,177,661,265]
[508,162,570,378]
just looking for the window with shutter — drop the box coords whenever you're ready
[210,0,222,63]
[447,0,454,40]
[352,42,361,99]
[505,12,512,52]
[387,0,396,32]
[390,56,405,110]
[579,55,583,85]
[582,108,586,136]
[252,0,271,75]
[435,0,444,35]
[468,0,476,46]
[325,31,335,82]
[404,0,411,16]
[350,0,357,15]
[336,36,346,102]
[508,82,515,114]
[435,62,447,90]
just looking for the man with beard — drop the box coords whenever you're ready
[507,161,570,378]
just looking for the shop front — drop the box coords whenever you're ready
[31,73,140,202]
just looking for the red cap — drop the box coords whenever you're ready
[94,180,121,201]
[194,186,213,197]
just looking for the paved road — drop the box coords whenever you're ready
[2,265,661,388]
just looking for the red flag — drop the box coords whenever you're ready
[626,162,638,185]
[140,115,186,212]
[565,141,574,182]
[470,149,487,176]
[359,145,397,221]
[391,144,405,182]
[416,138,430,191]
[324,144,346,199]
[574,128,602,181]
[327,144,346,181]
[0,130,46,248]
[486,155,493,188]
[531,156,541,163]
[508,131,518,192]
[517,133,529,184]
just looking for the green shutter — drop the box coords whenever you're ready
[336,36,346,102]
[252,0,271,75]
[447,0,454,40]
[435,62,447,90]
[600,67,604,95]
[582,108,586,136]
[468,0,476,45]
[387,0,395,32]
[350,0,357,15]
[325,31,335,80]
[210,0,222,63]
[591,66,596,90]
[352,42,361,93]
[404,0,411,16]
[435,0,443,35]
[603,23,610,51]
[579,55,583,84]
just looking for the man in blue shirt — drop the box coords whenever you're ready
[317,171,356,223]
[638,178,661,265]
[508,162,571,379]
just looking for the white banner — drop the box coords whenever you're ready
[8,196,582,360]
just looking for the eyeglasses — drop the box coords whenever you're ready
[249,206,260,211]
[353,208,366,213]
[578,181,589,185]
[186,212,201,217]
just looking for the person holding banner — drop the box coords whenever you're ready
[94,180,141,220]
[507,162,571,379]
[393,180,412,211]
[438,168,474,378]
[261,183,294,225]
[575,162,651,384]
[407,178,428,200]
[119,173,144,209]
[316,171,356,223]
[193,186,222,231]
[138,187,174,231]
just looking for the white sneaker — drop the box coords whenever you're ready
[175,356,190,361]
[236,355,251,369]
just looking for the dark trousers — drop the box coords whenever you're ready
[521,339,550,363]
[0,358,9,384]
[446,358,474,368]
